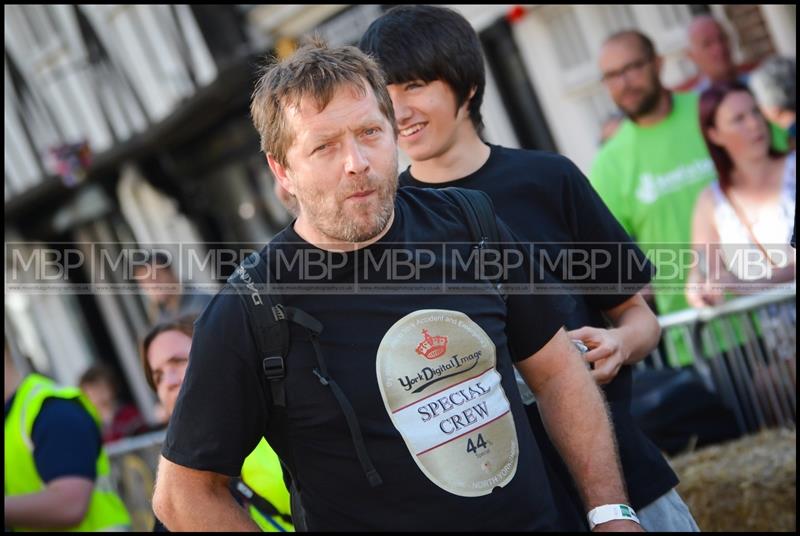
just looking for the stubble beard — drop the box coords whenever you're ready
[622,77,663,121]
[300,162,399,244]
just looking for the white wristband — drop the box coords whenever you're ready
[587,504,640,530]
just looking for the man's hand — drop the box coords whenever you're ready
[593,519,644,532]
[567,293,660,383]
[567,326,628,385]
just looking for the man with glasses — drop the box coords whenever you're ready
[590,30,717,325]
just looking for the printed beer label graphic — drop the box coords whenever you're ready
[376,310,518,497]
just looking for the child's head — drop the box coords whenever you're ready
[359,5,486,138]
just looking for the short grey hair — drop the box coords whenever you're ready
[749,56,796,111]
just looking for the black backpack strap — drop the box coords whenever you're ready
[305,329,383,488]
[228,252,383,490]
[439,187,507,299]
[440,187,502,246]
[227,252,289,408]
[228,253,308,528]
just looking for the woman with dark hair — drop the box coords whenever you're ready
[687,81,795,308]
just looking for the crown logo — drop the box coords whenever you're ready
[415,329,448,360]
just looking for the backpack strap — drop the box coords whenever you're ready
[227,251,304,523]
[228,251,383,490]
[439,187,507,299]
[439,187,501,245]
[227,252,290,408]
[306,330,383,488]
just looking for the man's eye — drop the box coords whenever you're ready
[313,144,328,154]
[364,128,379,136]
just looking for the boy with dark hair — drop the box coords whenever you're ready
[360,6,697,531]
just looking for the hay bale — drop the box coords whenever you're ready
[669,428,796,532]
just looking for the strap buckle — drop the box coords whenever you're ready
[262,356,285,381]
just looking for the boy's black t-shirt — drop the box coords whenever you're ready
[162,187,578,531]
[400,144,679,514]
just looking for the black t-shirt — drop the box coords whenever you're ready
[162,187,577,531]
[400,144,679,515]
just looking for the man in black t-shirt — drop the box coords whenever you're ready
[152,40,641,532]
[359,5,698,532]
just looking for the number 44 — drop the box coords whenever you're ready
[466,433,488,454]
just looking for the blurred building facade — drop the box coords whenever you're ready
[4,4,796,424]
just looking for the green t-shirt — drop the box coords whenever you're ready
[591,92,789,366]
[590,91,714,317]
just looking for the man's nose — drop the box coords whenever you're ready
[343,137,370,176]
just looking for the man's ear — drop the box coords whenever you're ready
[654,54,665,76]
[457,85,478,118]
[267,154,295,196]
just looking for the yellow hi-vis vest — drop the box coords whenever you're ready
[4,374,132,532]
[241,438,294,532]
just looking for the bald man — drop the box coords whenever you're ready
[676,14,756,92]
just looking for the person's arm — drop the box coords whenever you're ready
[4,478,93,528]
[686,188,725,308]
[755,256,796,285]
[515,328,641,532]
[567,294,661,385]
[558,159,660,383]
[5,397,104,530]
[498,208,638,530]
[152,456,259,532]
[156,291,273,531]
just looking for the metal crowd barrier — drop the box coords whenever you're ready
[644,285,797,435]
[105,429,165,531]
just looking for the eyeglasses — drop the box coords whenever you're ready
[601,56,653,85]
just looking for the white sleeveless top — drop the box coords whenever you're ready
[711,151,796,280]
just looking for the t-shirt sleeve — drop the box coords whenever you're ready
[497,217,576,362]
[589,149,635,238]
[161,290,270,477]
[563,159,653,311]
[32,398,100,483]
